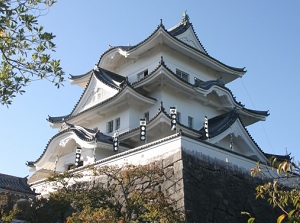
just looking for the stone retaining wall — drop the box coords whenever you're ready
[182,150,281,223]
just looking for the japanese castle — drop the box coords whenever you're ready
[27,13,275,195]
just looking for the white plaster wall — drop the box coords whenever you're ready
[162,48,220,83]
[118,46,220,86]
[150,87,220,130]
[127,101,160,128]
[120,49,161,83]
[97,108,130,136]
[94,136,183,168]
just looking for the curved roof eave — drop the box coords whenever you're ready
[199,110,268,161]
[69,70,93,87]
[0,174,37,195]
[48,84,157,124]
[48,68,127,124]
[132,60,267,121]
[119,103,202,140]
[27,127,112,167]
[97,23,245,80]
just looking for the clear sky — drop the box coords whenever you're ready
[1,1,300,177]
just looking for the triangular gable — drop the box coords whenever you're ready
[168,12,207,53]
[72,70,122,116]
[205,116,268,162]
[172,25,206,53]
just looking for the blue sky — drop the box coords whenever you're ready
[1,1,300,177]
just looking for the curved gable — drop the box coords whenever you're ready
[168,20,207,53]
[97,19,245,83]
[199,110,268,162]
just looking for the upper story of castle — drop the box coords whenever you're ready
[27,13,273,180]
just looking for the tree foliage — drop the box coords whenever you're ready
[244,158,300,223]
[3,164,186,223]
[0,0,64,106]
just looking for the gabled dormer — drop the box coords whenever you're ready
[72,68,125,116]
[168,11,207,54]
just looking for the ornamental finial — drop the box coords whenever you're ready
[182,10,190,24]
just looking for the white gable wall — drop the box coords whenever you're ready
[73,76,119,116]
[162,48,220,83]
[173,26,206,53]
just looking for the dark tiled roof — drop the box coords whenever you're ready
[69,70,92,80]
[243,107,270,116]
[60,122,98,141]
[199,109,239,139]
[168,21,190,36]
[94,68,127,90]
[198,109,266,156]
[194,79,224,89]
[48,115,69,123]
[0,174,36,195]
[263,152,291,162]
[27,125,112,166]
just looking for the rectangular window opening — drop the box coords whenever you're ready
[137,69,149,81]
[107,120,114,133]
[115,117,120,130]
[144,112,150,122]
[176,69,189,82]
[177,112,181,124]
[188,116,193,128]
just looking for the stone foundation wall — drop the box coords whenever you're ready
[182,150,281,223]
[81,147,281,223]
[161,149,185,211]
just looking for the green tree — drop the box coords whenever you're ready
[0,0,64,106]
[65,164,186,222]
[244,158,300,223]
[4,164,186,223]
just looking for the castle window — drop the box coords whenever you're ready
[137,69,148,81]
[176,69,189,82]
[93,88,103,102]
[144,111,150,122]
[115,117,120,130]
[188,116,193,128]
[177,112,181,123]
[106,120,114,133]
